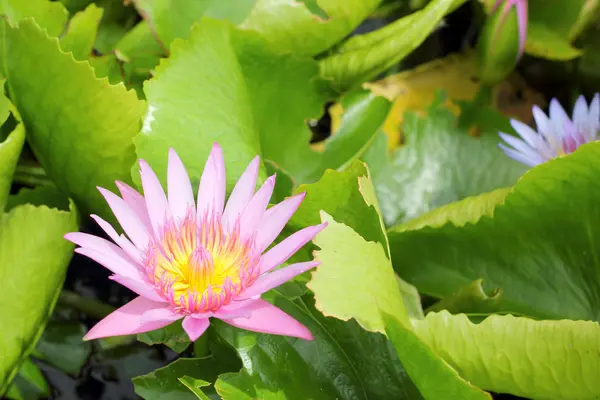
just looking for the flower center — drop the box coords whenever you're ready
[144,210,260,313]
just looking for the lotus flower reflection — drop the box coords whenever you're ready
[499,94,600,167]
[65,144,326,341]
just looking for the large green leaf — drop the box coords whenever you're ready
[306,205,488,398]
[0,18,145,220]
[0,203,77,394]
[134,18,265,189]
[229,26,325,184]
[0,0,68,37]
[240,0,381,57]
[0,123,24,212]
[363,95,526,226]
[319,0,466,91]
[132,0,257,47]
[213,292,422,400]
[388,141,600,321]
[413,311,600,399]
[382,312,491,399]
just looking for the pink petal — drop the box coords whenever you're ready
[255,192,305,252]
[182,316,210,341]
[222,156,260,229]
[514,0,528,58]
[140,306,182,324]
[98,187,150,249]
[239,261,319,299]
[139,159,171,238]
[115,181,153,232]
[221,299,312,340]
[259,223,327,274]
[91,215,143,264]
[197,143,226,219]
[73,246,141,280]
[83,297,182,340]
[167,148,195,222]
[239,175,276,240]
[110,274,167,303]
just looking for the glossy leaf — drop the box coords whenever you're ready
[319,0,467,91]
[214,292,422,400]
[240,0,381,56]
[363,95,525,226]
[230,26,325,183]
[0,203,77,394]
[388,141,600,321]
[413,311,600,399]
[0,19,146,220]
[134,18,265,190]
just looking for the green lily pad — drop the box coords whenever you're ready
[0,202,77,394]
[388,141,600,321]
[413,311,600,399]
[0,18,146,221]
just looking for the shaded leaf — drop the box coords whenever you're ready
[413,311,600,399]
[4,358,49,400]
[35,321,91,375]
[425,279,502,315]
[6,186,70,212]
[133,356,237,400]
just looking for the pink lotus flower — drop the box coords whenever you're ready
[65,144,326,342]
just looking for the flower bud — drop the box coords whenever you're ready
[477,0,528,85]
